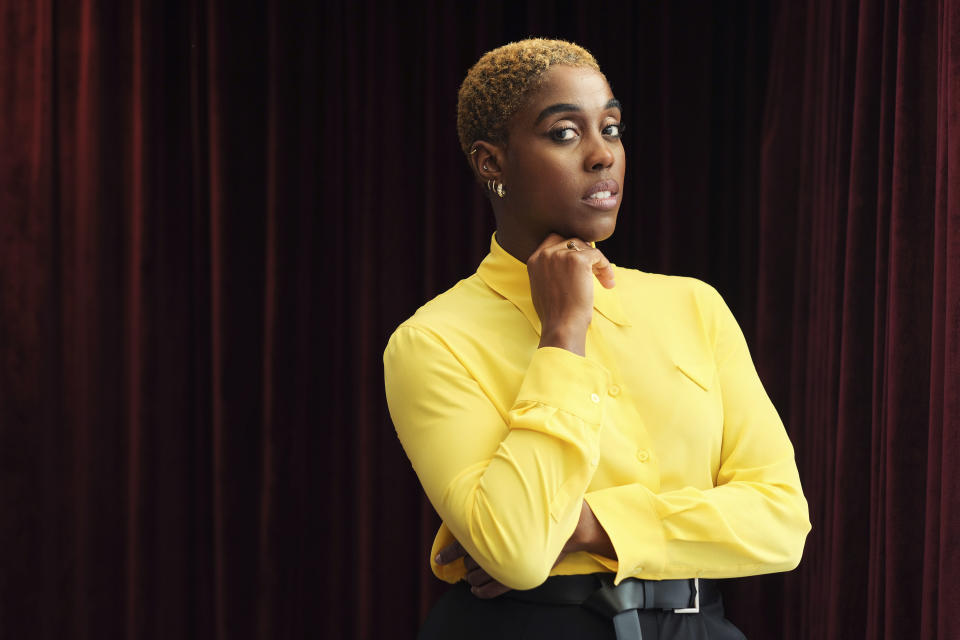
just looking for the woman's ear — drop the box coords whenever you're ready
[468,141,505,184]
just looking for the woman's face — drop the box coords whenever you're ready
[500,65,625,247]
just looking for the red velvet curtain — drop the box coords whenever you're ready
[725,1,960,638]
[0,1,956,639]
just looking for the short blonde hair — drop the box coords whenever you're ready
[456,39,602,158]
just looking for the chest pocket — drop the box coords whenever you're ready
[674,358,715,392]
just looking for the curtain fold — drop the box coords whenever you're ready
[0,1,956,639]
[925,3,960,638]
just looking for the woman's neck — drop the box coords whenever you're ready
[493,222,540,264]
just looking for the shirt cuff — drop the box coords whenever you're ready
[585,485,666,583]
[513,347,612,425]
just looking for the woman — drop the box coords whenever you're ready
[383,39,810,640]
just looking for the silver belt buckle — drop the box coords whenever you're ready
[673,578,700,614]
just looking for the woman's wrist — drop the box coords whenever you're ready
[539,324,588,356]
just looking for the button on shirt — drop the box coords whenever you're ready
[383,235,810,590]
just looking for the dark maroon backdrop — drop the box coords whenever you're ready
[1,1,957,639]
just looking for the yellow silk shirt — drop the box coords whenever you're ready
[383,234,810,591]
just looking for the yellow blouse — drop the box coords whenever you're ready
[383,234,810,590]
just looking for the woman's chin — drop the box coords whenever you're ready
[576,217,618,244]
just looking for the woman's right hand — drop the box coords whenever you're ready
[527,233,616,357]
[435,541,512,599]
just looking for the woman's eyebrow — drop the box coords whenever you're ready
[535,98,623,124]
[535,103,580,124]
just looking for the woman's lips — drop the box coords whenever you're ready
[581,179,620,210]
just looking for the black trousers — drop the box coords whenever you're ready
[418,581,747,640]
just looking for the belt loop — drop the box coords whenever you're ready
[673,578,700,614]
[641,580,654,610]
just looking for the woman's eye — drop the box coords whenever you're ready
[603,122,626,138]
[550,127,578,141]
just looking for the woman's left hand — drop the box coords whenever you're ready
[435,541,512,599]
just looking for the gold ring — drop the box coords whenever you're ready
[566,240,581,251]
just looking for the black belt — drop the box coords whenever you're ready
[503,573,706,640]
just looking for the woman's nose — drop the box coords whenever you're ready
[584,136,616,171]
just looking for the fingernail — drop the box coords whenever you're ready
[435,554,443,563]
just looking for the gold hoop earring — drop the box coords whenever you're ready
[496,182,505,198]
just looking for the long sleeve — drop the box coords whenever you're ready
[384,325,612,590]
[584,284,811,584]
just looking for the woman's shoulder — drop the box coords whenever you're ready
[386,273,513,348]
